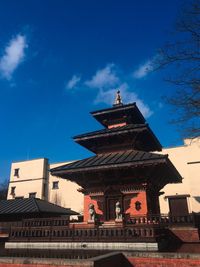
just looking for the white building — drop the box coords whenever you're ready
[7,158,84,214]
[159,137,200,216]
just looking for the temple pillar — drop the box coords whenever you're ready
[146,188,161,215]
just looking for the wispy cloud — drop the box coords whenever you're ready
[133,59,154,79]
[95,83,152,118]
[85,64,119,89]
[66,74,81,90]
[65,63,153,118]
[0,34,27,80]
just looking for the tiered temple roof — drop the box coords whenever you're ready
[51,91,182,192]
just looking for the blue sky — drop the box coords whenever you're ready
[0,0,185,182]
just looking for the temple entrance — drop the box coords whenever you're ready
[106,197,118,220]
[104,187,123,221]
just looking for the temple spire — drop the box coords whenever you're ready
[113,90,123,106]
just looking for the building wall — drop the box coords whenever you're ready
[159,137,200,214]
[49,162,84,214]
[83,191,148,222]
[7,159,84,214]
[7,158,48,200]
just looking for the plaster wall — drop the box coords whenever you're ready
[7,179,44,200]
[7,159,47,200]
[7,159,84,213]
[49,162,84,213]
[159,137,200,213]
[125,191,147,216]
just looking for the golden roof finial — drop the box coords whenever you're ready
[114,90,123,106]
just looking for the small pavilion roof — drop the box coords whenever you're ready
[0,198,79,216]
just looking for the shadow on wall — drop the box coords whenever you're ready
[53,192,62,206]
[194,196,200,204]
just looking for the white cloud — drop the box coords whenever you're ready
[95,83,153,118]
[94,88,116,105]
[133,59,154,79]
[66,75,81,89]
[85,64,119,89]
[0,34,27,80]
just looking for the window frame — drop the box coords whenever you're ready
[10,186,16,195]
[52,181,59,190]
[14,168,20,177]
[29,192,37,198]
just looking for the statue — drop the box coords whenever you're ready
[88,203,96,222]
[115,201,122,221]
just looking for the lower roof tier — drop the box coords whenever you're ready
[51,150,182,190]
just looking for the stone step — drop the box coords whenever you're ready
[100,221,118,228]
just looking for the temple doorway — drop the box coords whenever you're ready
[105,193,122,221]
[106,197,118,220]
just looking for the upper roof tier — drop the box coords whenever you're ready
[74,123,162,153]
[91,102,145,128]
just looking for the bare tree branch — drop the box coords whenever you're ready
[155,0,200,137]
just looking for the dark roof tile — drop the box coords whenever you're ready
[0,198,79,216]
[51,150,166,173]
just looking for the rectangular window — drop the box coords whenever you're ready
[52,181,59,189]
[29,192,36,198]
[14,168,19,177]
[168,196,189,216]
[11,186,16,195]
[15,196,24,199]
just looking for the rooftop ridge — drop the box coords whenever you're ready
[90,102,136,115]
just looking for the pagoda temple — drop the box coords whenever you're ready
[6,93,200,252]
[51,91,182,224]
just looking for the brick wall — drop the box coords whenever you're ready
[0,265,81,267]
[128,257,200,267]
[170,228,200,242]
[1,254,200,267]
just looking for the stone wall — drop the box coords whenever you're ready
[1,252,200,267]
